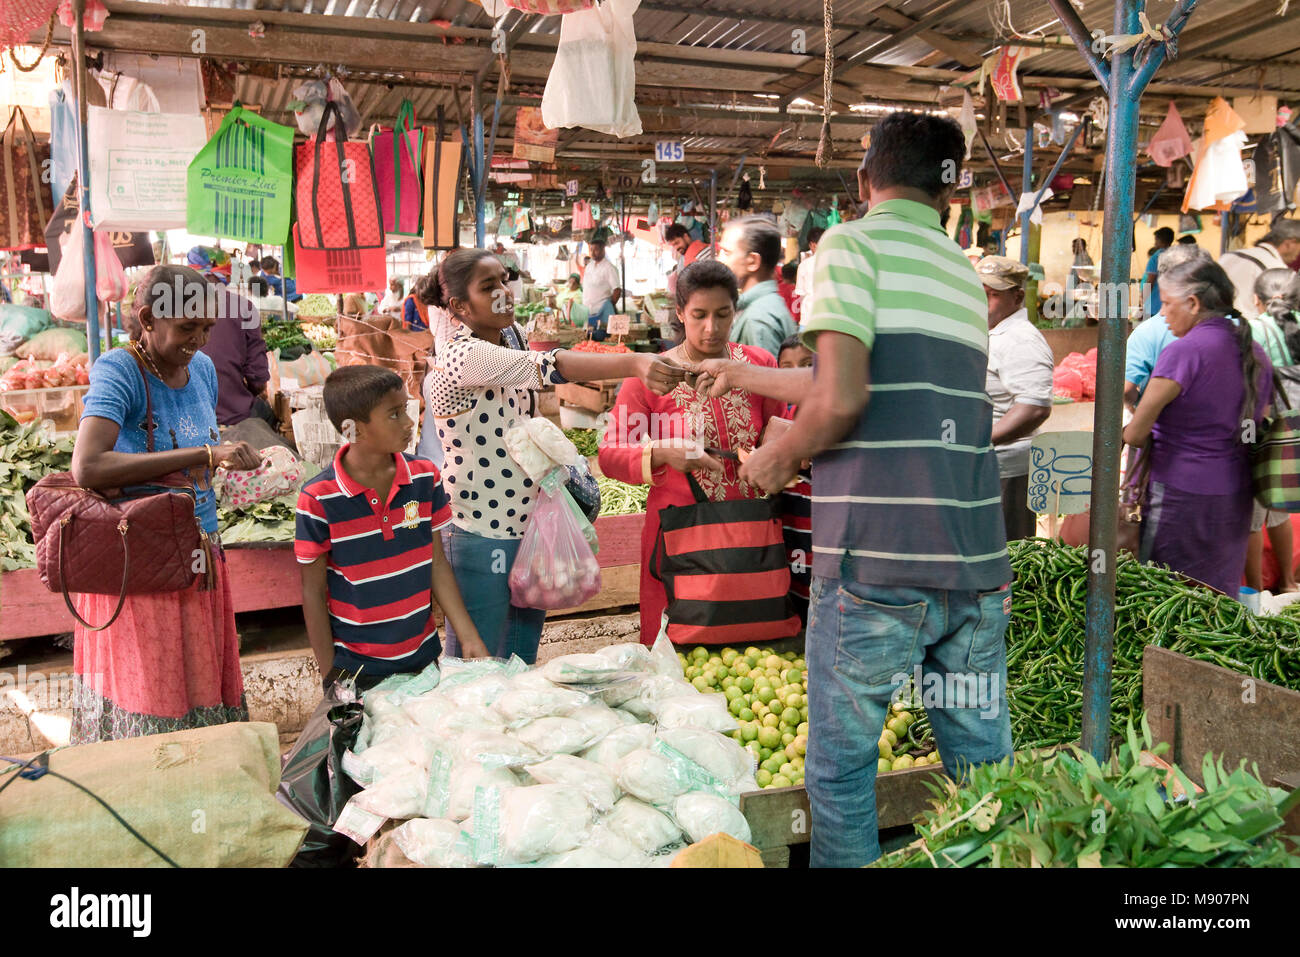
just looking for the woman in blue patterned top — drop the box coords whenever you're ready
[70,265,262,744]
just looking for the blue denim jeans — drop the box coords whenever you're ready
[441,525,547,664]
[586,299,614,341]
[804,576,1013,867]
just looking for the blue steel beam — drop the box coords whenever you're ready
[70,0,100,364]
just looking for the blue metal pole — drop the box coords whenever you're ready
[1080,0,1142,762]
[472,91,486,250]
[70,0,100,364]
[1019,129,1033,266]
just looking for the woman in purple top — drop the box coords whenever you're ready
[1123,259,1273,597]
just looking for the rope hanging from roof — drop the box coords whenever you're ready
[8,11,54,71]
[815,0,833,168]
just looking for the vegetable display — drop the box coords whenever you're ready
[216,497,298,545]
[563,428,599,458]
[262,320,311,354]
[571,340,631,354]
[872,718,1300,868]
[0,410,75,570]
[1005,539,1300,751]
[302,323,337,351]
[513,302,549,320]
[297,294,338,318]
[597,476,648,516]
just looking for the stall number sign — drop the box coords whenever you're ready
[655,141,685,163]
[607,314,631,337]
[1027,431,1093,515]
[959,168,974,188]
[565,179,579,197]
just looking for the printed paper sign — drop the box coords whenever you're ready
[1028,430,1093,515]
[512,106,558,164]
[607,314,631,337]
[655,141,685,162]
[565,179,579,197]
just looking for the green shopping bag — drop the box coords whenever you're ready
[187,106,295,245]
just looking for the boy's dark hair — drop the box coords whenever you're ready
[861,110,965,199]
[1154,226,1176,246]
[780,261,799,283]
[807,227,825,245]
[323,365,405,433]
[247,275,269,296]
[260,256,280,272]
[777,334,806,357]
[730,215,783,273]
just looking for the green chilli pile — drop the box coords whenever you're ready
[563,428,600,458]
[1006,539,1300,751]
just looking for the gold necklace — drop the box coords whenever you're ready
[130,340,166,380]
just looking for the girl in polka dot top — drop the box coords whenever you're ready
[424,248,686,662]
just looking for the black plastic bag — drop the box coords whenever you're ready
[276,693,365,868]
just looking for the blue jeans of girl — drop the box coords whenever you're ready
[441,525,547,664]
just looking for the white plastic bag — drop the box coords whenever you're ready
[580,723,655,772]
[673,793,753,844]
[456,729,540,769]
[473,784,595,865]
[444,673,514,709]
[493,685,589,724]
[49,225,86,320]
[649,629,685,677]
[568,701,625,742]
[619,674,695,721]
[342,729,431,788]
[513,716,594,756]
[431,705,506,740]
[391,818,476,868]
[615,748,690,805]
[604,796,681,854]
[87,106,206,230]
[596,642,654,673]
[401,694,456,737]
[542,653,625,685]
[541,0,642,138]
[504,418,583,483]
[351,767,428,820]
[447,760,522,822]
[654,692,736,733]
[657,728,756,792]
[524,755,620,811]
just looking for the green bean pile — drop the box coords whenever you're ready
[1005,539,1300,750]
[597,476,649,516]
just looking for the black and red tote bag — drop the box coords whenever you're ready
[294,101,385,250]
[652,475,801,645]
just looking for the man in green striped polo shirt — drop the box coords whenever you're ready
[740,111,1014,867]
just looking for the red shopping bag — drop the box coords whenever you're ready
[371,99,423,238]
[291,223,386,294]
[295,101,384,250]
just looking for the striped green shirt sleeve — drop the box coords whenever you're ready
[801,227,877,352]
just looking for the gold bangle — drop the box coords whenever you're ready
[642,443,657,486]
[205,444,215,470]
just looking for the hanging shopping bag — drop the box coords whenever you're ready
[541,0,642,138]
[41,174,154,276]
[187,105,295,246]
[508,469,602,611]
[571,200,594,231]
[295,101,385,251]
[651,474,800,645]
[93,231,129,303]
[1253,378,1300,513]
[422,106,464,250]
[48,82,80,208]
[291,223,387,295]
[50,223,87,320]
[371,99,424,239]
[87,105,207,231]
[1,106,52,252]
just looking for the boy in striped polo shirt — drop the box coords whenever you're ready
[739,111,1014,867]
[297,366,488,690]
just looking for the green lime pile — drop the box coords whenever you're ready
[678,644,942,789]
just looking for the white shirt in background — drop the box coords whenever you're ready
[794,250,817,322]
[582,258,622,311]
[986,307,1055,479]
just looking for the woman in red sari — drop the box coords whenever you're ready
[599,261,788,645]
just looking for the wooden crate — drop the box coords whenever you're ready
[736,763,947,868]
[1143,645,1300,791]
[556,379,621,414]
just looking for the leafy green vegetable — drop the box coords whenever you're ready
[0,410,74,570]
[872,716,1300,868]
[297,294,339,318]
[262,320,310,354]
[216,496,297,544]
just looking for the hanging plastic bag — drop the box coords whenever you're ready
[541,0,642,138]
[508,471,602,610]
[291,79,362,138]
[93,231,129,303]
[49,223,87,320]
